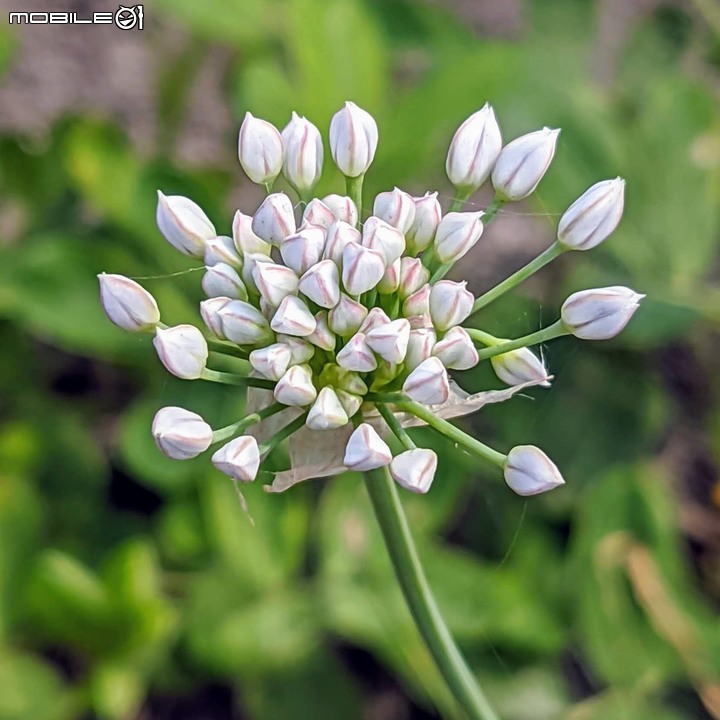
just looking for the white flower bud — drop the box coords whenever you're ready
[557,178,625,251]
[328,294,368,337]
[152,406,212,460]
[252,193,297,246]
[249,343,293,381]
[373,187,416,234]
[276,334,315,365]
[238,112,283,186]
[390,448,438,494]
[212,435,260,483]
[366,319,411,364]
[434,211,484,264]
[200,297,271,345]
[306,311,336,351]
[271,295,317,337]
[306,386,349,430]
[241,252,272,293]
[323,220,361,265]
[298,259,341,309]
[274,364,317,406]
[98,273,160,332]
[373,359,402,389]
[343,423,392,471]
[156,192,216,259]
[153,325,208,380]
[377,258,401,295]
[202,263,247,300]
[432,327,478,370]
[405,328,436,370]
[362,216,405,264]
[359,307,391,334]
[338,372,368,396]
[329,101,378,178]
[446,103,502,191]
[402,356,449,405]
[252,262,298,308]
[491,347,550,387]
[280,226,326,275]
[504,445,565,496]
[341,242,386,296]
[336,332,378,372]
[232,210,272,256]
[406,192,441,255]
[408,314,434,330]
[336,389,363,418]
[402,284,431,318]
[302,199,335,229]
[281,111,323,193]
[202,237,239,269]
[429,280,474,331]
[561,286,644,340]
[398,257,430,300]
[492,127,560,201]
[322,194,358,226]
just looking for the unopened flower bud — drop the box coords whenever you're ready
[429,280,474,331]
[504,445,565,496]
[366,319,411,364]
[200,297,271,345]
[390,448,438,494]
[398,257,430,300]
[342,242,386,296]
[432,326,478,370]
[212,435,260,483]
[98,273,160,332]
[249,343,293,381]
[329,101,378,178]
[238,112,283,186]
[241,252,273,293]
[402,356,449,405]
[276,334,315,365]
[492,127,560,201]
[434,211,484,264]
[203,236,240,269]
[280,225,326,275]
[324,220,361,265]
[274,364,317,406]
[153,325,208,380]
[403,284,431,318]
[307,386,349,430]
[408,314,434,330]
[406,328,436,370]
[446,103,502,192]
[337,371,368,396]
[322,194,358,226]
[372,359,402,390]
[359,307,391,334]
[156,192,216,259]
[203,263,247,300]
[377,258,400,295]
[561,286,644,340]
[343,423,392,471]
[252,193,297,246]
[406,192,441,255]
[306,311,336,351]
[491,347,550,387]
[281,111,323,193]
[362,216,405,264]
[336,389,363,418]
[152,406,212,460]
[253,262,299,307]
[232,210,271,256]
[328,294,368,337]
[557,178,625,251]
[336,332,377,372]
[271,295,317,337]
[302,199,336,229]
[298,259,341,309]
[373,187,416,234]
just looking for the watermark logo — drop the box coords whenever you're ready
[9,4,144,30]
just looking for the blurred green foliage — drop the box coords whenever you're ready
[1,0,720,718]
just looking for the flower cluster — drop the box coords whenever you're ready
[99,101,642,497]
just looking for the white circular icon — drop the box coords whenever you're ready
[115,6,138,30]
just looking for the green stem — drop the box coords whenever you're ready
[258,412,307,454]
[345,174,365,229]
[211,402,287,444]
[377,403,416,451]
[364,467,501,720]
[200,368,276,391]
[471,320,568,361]
[471,241,566,315]
[463,328,498,347]
[448,188,473,212]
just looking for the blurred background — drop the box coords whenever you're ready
[1,0,719,718]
